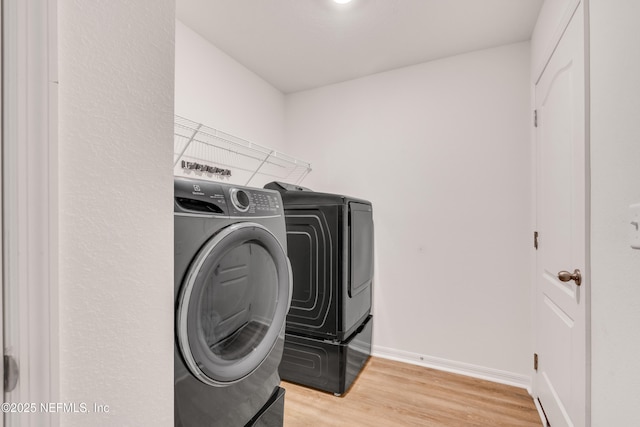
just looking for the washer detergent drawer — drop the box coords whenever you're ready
[279,315,372,396]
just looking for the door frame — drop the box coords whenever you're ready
[1,3,4,424]
[531,0,591,425]
[2,0,58,425]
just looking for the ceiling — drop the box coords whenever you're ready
[177,0,543,94]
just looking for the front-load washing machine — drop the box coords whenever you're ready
[174,177,291,427]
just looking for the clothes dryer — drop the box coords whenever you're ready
[264,182,373,396]
[264,182,373,341]
[175,177,291,426]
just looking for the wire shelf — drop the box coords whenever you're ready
[174,115,312,187]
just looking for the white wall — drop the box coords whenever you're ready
[589,1,640,425]
[284,43,533,383]
[175,21,286,187]
[58,1,175,426]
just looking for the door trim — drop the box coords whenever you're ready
[1,2,4,424]
[583,1,592,423]
[2,0,58,425]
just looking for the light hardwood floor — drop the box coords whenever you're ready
[282,357,541,427]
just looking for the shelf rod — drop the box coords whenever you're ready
[183,138,281,166]
[173,123,202,167]
[245,150,275,186]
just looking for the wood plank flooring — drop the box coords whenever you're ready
[282,357,541,427]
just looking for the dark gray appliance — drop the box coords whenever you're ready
[174,177,291,426]
[264,182,374,396]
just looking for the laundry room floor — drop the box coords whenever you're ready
[281,357,540,426]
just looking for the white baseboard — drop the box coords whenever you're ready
[371,345,532,392]
[533,397,550,427]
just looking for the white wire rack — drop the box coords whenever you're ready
[174,115,312,187]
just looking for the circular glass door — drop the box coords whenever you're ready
[177,222,291,386]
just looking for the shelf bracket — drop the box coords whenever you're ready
[173,123,202,167]
[245,150,275,186]
[295,166,311,184]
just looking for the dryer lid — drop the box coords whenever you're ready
[264,181,312,192]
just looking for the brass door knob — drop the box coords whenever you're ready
[557,269,582,286]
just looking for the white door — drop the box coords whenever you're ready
[534,3,588,426]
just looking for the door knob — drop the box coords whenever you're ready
[557,269,582,286]
[4,355,19,392]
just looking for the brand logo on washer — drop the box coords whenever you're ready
[193,185,201,192]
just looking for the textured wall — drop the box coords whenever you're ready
[58,1,175,426]
[284,43,532,379]
[590,0,640,424]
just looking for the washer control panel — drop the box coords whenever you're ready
[228,187,282,216]
[174,177,283,217]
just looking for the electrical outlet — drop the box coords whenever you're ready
[630,203,640,249]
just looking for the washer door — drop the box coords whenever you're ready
[177,222,290,386]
